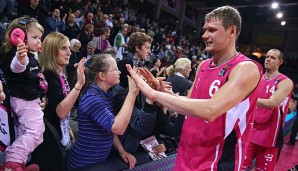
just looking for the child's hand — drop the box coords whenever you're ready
[40,96,48,111]
[16,38,28,65]
[0,81,6,102]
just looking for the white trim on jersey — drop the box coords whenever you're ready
[211,144,220,171]
[225,98,250,139]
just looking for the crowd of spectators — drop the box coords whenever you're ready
[0,0,209,64]
[0,0,297,170]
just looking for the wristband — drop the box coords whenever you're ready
[74,86,81,90]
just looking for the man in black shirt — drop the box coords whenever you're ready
[18,0,47,26]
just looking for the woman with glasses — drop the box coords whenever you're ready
[67,54,138,170]
[29,32,85,171]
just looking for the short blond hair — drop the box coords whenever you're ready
[166,58,191,77]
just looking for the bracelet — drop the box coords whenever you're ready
[74,86,81,91]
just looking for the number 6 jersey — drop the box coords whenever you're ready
[174,53,263,171]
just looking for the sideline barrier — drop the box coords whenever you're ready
[69,111,296,171]
[122,153,176,171]
[68,150,176,171]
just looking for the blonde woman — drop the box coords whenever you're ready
[29,32,85,171]
[166,58,193,96]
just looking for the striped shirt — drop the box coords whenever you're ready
[67,84,115,169]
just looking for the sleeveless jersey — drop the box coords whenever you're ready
[174,53,262,171]
[250,74,292,147]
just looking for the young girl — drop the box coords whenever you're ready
[0,17,47,170]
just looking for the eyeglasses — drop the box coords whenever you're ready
[106,67,118,72]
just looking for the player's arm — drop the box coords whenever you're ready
[127,61,260,122]
[156,61,260,122]
[257,79,293,109]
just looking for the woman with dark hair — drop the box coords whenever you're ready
[79,23,94,54]
[150,58,166,78]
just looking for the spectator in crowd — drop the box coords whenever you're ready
[68,0,82,12]
[38,0,51,17]
[160,55,170,68]
[102,14,109,25]
[157,47,165,60]
[188,56,203,80]
[93,11,106,36]
[63,13,81,40]
[67,54,138,170]
[111,17,125,44]
[92,0,101,13]
[122,32,152,66]
[18,0,47,26]
[150,58,166,78]
[144,54,154,69]
[111,31,153,156]
[29,32,85,171]
[164,44,175,65]
[66,39,83,89]
[85,41,96,62]
[111,59,156,154]
[126,6,262,170]
[79,23,94,54]
[162,58,193,140]
[175,46,184,59]
[243,49,294,171]
[103,47,117,59]
[51,0,69,17]
[166,58,192,96]
[0,64,15,168]
[286,93,298,146]
[114,26,128,60]
[93,27,111,53]
[44,8,66,36]
[106,14,114,29]
[0,16,46,171]
[0,0,17,19]
[82,12,94,32]
[73,9,84,29]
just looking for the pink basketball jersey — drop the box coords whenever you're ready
[250,74,292,147]
[174,53,262,171]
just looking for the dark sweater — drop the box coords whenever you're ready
[0,50,47,100]
[166,74,192,96]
